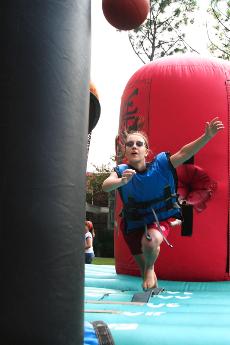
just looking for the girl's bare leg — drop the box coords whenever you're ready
[134,254,145,278]
[141,229,163,290]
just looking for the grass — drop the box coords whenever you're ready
[93,257,115,265]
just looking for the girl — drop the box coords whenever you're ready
[102,117,224,290]
[85,220,95,264]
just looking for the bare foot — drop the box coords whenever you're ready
[142,268,158,290]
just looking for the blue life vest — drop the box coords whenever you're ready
[114,152,182,233]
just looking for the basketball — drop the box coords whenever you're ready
[102,0,150,31]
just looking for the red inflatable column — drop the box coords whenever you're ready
[115,55,230,281]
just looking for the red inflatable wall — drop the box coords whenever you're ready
[114,55,230,281]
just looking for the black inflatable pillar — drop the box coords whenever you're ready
[0,1,90,344]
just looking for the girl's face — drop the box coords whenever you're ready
[125,133,148,164]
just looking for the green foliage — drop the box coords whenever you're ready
[86,161,114,206]
[207,0,230,60]
[128,0,198,63]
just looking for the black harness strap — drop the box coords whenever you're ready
[92,320,115,345]
[124,202,180,221]
[123,185,180,221]
[181,157,194,236]
[123,185,181,222]
[125,185,177,210]
[181,204,193,236]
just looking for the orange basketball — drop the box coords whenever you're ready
[102,0,150,31]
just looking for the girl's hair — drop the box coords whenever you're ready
[85,220,93,230]
[85,220,95,237]
[115,130,151,161]
[125,130,149,149]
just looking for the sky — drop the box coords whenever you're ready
[88,0,211,171]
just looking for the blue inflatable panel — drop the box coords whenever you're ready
[85,265,230,345]
[84,321,99,345]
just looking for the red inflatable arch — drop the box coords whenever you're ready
[114,55,230,281]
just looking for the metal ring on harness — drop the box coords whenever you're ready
[151,208,173,248]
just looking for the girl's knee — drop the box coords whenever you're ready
[141,234,161,251]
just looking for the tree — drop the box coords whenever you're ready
[207,0,230,60]
[86,161,114,207]
[128,0,199,64]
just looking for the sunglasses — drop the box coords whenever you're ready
[125,140,145,148]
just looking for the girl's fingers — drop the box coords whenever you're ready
[210,116,219,124]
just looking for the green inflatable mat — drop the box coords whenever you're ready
[85,264,230,345]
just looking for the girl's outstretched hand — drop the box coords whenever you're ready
[205,117,224,139]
